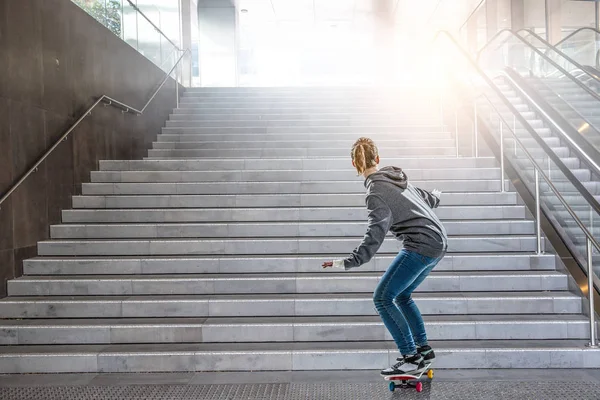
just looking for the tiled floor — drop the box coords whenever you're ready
[1,370,600,399]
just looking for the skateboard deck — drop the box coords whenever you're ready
[382,361,434,392]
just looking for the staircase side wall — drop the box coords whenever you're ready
[0,0,178,297]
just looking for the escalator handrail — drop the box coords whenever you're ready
[519,29,600,84]
[434,30,600,216]
[476,29,600,105]
[555,27,600,48]
[502,68,600,178]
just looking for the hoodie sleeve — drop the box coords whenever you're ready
[343,194,393,270]
[414,187,440,209]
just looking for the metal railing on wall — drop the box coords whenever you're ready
[0,48,190,211]
[0,1,191,211]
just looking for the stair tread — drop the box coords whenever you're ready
[0,314,587,327]
[26,252,555,260]
[37,236,539,244]
[63,205,524,211]
[12,270,567,281]
[0,291,579,302]
[54,219,531,225]
[0,339,595,355]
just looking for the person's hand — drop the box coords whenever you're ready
[322,260,344,269]
[432,189,442,199]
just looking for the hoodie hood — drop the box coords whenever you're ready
[365,166,408,190]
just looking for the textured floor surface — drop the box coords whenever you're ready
[1,370,600,399]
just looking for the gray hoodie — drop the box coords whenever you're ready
[343,166,448,270]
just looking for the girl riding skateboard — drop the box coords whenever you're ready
[323,137,447,376]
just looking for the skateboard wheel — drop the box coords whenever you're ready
[416,382,423,392]
[388,382,395,392]
[427,369,434,379]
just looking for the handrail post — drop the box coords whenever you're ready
[175,61,180,109]
[474,102,478,158]
[499,118,505,192]
[587,238,598,348]
[455,108,459,158]
[439,91,444,129]
[534,168,542,254]
[512,114,517,155]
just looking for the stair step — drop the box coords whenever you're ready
[7,271,567,296]
[152,139,457,150]
[81,180,502,195]
[22,253,557,275]
[174,104,441,111]
[160,125,447,134]
[156,133,454,142]
[171,107,441,116]
[176,98,434,105]
[164,120,446,128]
[72,192,518,209]
[146,147,457,158]
[168,113,440,121]
[36,236,541,256]
[98,157,498,171]
[0,315,589,345]
[90,168,500,183]
[0,292,580,318]
[61,205,527,223]
[50,220,535,239]
[0,339,597,373]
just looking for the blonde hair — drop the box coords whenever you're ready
[351,137,379,175]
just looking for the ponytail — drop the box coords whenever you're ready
[351,137,379,175]
[354,145,366,175]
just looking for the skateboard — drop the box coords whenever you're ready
[382,361,434,392]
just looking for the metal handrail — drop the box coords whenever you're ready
[519,29,600,83]
[555,27,600,48]
[477,29,600,105]
[479,90,598,347]
[125,0,181,52]
[435,30,598,346]
[0,48,190,209]
[481,90,600,254]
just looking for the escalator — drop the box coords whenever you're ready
[433,31,600,327]
[475,30,600,217]
[475,29,600,279]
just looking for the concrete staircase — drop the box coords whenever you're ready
[0,87,598,373]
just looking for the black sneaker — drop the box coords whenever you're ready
[417,345,435,361]
[380,354,426,376]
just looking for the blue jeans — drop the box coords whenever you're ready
[373,249,443,356]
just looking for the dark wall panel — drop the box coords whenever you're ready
[0,0,179,297]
